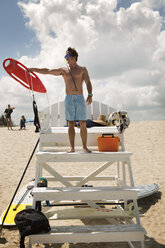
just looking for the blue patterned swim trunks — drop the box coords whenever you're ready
[65,95,87,121]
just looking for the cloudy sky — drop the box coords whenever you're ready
[0,0,165,124]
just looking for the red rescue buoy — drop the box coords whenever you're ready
[3,58,47,93]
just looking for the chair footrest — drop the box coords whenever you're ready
[29,224,146,244]
[32,186,139,201]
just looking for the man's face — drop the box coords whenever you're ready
[65,51,76,64]
[65,52,71,62]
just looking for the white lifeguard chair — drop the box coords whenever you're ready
[29,101,146,248]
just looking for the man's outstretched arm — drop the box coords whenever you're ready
[28,67,64,76]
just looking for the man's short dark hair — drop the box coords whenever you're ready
[67,47,78,61]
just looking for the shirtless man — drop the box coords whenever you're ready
[28,47,93,153]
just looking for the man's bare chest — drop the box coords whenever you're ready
[65,68,83,81]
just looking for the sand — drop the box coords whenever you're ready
[0,121,165,248]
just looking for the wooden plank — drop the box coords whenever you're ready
[29,224,145,244]
[41,126,119,134]
[39,224,145,233]
[39,107,50,131]
[32,187,138,201]
[86,102,92,119]
[39,125,124,148]
[45,176,117,182]
[36,151,132,163]
[59,101,66,127]
[51,102,58,127]
[39,126,121,147]
[92,101,100,120]
[108,106,116,116]
[101,103,109,117]
[29,231,145,244]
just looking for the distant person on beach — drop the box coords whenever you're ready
[4,104,15,130]
[19,115,26,130]
[28,47,93,153]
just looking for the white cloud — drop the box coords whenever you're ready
[141,0,165,11]
[0,0,165,124]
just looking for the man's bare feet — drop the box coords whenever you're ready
[83,147,92,153]
[67,148,75,153]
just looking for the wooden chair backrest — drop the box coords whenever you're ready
[39,100,115,127]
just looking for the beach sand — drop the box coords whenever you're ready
[0,121,165,248]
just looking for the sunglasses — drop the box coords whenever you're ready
[64,54,71,59]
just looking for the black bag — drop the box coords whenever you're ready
[86,119,101,128]
[14,208,51,248]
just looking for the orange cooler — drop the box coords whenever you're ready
[97,134,119,152]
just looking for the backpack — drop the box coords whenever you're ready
[14,208,51,248]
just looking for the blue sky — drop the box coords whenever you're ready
[0,0,165,124]
[0,0,40,76]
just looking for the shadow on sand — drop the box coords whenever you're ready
[137,191,162,214]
